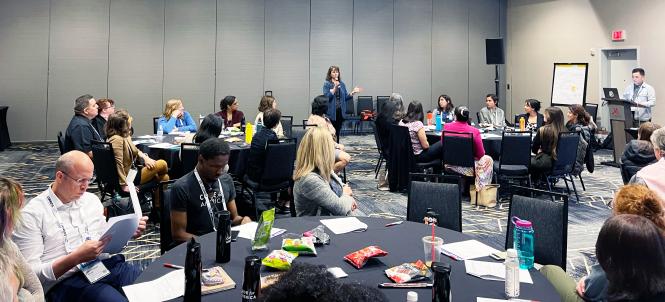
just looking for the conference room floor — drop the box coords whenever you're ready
[0,133,620,280]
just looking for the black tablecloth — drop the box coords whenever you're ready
[427,130,503,160]
[0,106,11,151]
[135,134,250,178]
[136,217,560,301]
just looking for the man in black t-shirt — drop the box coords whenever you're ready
[64,94,101,158]
[171,138,251,243]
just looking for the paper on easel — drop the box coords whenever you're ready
[126,169,142,218]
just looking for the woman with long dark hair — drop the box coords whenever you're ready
[322,66,360,138]
[216,95,245,128]
[193,114,223,144]
[531,106,565,176]
[432,94,455,123]
[516,99,544,131]
[398,100,442,163]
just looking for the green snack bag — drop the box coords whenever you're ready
[252,208,276,251]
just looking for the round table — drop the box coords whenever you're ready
[426,129,503,160]
[136,217,560,301]
[135,133,250,178]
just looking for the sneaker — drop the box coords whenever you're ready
[378,184,390,191]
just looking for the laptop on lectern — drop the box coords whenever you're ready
[602,88,621,101]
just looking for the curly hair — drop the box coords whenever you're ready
[613,184,665,231]
[568,104,590,126]
[258,95,276,112]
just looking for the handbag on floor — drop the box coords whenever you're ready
[469,184,499,207]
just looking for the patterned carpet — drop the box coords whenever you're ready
[0,132,620,279]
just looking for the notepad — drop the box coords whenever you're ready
[440,240,500,260]
[320,217,368,234]
[465,260,533,284]
[231,222,286,240]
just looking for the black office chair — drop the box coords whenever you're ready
[242,139,297,218]
[476,112,482,125]
[57,131,66,155]
[494,131,533,194]
[441,131,476,196]
[376,96,390,115]
[180,143,200,176]
[280,115,293,138]
[584,103,599,151]
[546,132,581,201]
[153,117,160,134]
[387,124,440,192]
[344,98,360,135]
[407,173,462,232]
[356,96,374,133]
[370,121,385,179]
[505,186,568,270]
[159,180,176,254]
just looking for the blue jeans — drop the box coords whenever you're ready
[47,255,141,302]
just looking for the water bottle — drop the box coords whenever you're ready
[512,216,535,269]
[435,113,442,132]
[505,248,520,298]
[406,291,418,302]
[519,116,525,131]
[184,238,201,302]
[215,211,231,263]
[241,255,261,302]
[157,124,164,137]
[431,262,452,302]
[426,111,433,126]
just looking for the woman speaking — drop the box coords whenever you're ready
[322,66,360,138]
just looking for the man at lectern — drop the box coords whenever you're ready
[622,67,656,127]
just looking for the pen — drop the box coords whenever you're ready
[384,221,403,227]
[164,263,208,272]
[378,283,432,288]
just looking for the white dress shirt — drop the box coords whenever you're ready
[623,82,656,121]
[12,186,107,291]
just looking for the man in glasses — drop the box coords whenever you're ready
[64,94,102,158]
[13,151,148,302]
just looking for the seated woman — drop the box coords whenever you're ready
[106,110,170,193]
[442,106,494,192]
[216,95,244,128]
[193,114,223,144]
[621,122,660,183]
[530,107,565,178]
[0,177,44,302]
[596,214,665,302]
[541,184,665,302]
[516,99,544,131]
[478,94,505,127]
[398,100,442,163]
[375,93,405,190]
[631,127,665,201]
[293,126,357,216]
[307,95,351,173]
[432,94,455,124]
[93,98,115,139]
[254,95,284,138]
[565,104,595,142]
[157,98,197,134]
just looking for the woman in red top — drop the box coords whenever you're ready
[442,106,494,192]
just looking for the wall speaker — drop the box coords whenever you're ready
[485,38,504,65]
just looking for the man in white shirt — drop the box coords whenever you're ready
[622,68,656,126]
[13,151,147,302]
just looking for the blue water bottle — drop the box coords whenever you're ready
[512,216,534,269]
[435,113,442,132]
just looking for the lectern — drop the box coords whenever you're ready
[603,98,635,167]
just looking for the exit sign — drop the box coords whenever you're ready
[612,30,626,41]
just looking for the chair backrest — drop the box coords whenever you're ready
[407,173,462,232]
[291,126,308,153]
[514,114,521,125]
[57,131,66,155]
[281,115,293,138]
[499,131,532,167]
[376,96,389,114]
[261,139,297,184]
[357,96,374,112]
[551,132,580,176]
[476,111,481,124]
[387,124,416,192]
[180,143,200,175]
[91,140,121,193]
[153,117,161,134]
[505,186,568,269]
[584,103,598,124]
[345,98,356,116]
[159,180,176,254]
[441,131,475,169]
[370,121,383,153]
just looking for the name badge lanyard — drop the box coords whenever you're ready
[194,170,226,231]
[89,124,102,141]
[46,196,90,253]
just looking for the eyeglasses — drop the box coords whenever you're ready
[61,171,92,185]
